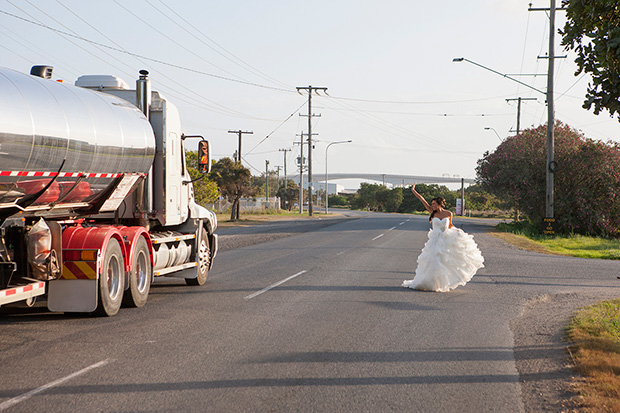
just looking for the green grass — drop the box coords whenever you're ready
[539,235,620,260]
[496,222,620,260]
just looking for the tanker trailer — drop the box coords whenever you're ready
[0,66,217,316]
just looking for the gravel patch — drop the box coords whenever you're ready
[511,291,620,412]
[216,216,357,251]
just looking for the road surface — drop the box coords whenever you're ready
[1,211,618,412]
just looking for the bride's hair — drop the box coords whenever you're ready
[429,197,447,222]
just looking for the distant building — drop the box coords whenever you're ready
[311,182,345,195]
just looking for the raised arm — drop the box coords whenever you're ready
[411,183,432,213]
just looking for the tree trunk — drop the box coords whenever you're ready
[230,198,238,221]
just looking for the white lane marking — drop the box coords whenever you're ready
[388,226,396,231]
[245,270,308,300]
[372,234,384,241]
[336,251,345,256]
[398,222,405,225]
[0,359,112,411]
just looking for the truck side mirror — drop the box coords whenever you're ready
[198,140,211,174]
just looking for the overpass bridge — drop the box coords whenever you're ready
[288,173,476,188]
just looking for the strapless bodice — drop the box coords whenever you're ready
[431,217,450,232]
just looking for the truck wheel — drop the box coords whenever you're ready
[122,236,151,308]
[185,229,210,286]
[95,238,124,316]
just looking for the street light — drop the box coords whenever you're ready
[455,55,556,221]
[325,140,352,215]
[452,57,546,95]
[484,127,503,142]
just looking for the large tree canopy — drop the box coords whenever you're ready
[477,122,620,237]
[561,0,620,120]
[185,150,219,206]
[209,157,253,220]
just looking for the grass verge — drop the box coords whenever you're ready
[567,299,620,410]
[492,222,620,260]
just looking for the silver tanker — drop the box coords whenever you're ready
[0,66,155,209]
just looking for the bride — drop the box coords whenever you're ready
[402,183,484,292]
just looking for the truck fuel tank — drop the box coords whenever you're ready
[0,66,155,212]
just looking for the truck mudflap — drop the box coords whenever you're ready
[48,225,126,313]
[48,248,100,313]
[0,281,46,307]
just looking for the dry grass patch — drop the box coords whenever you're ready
[489,231,560,255]
[567,299,620,411]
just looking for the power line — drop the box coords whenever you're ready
[5,1,136,81]
[0,8,296,93]
[323,94,517,105]
[245,101,307,155]
[15,2,271,120]
[147,0,292,90]
[112,0,246,82]
[314,106,513,117]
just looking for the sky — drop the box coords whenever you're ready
[1,0,618,190]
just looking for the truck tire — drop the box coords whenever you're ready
[185,228,210,286]
[95,238,124,316]
[122,236,151,308]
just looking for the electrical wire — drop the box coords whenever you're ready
[16,1,269,120]
[313,106,513,117]
[147,0,292,90]
[0,8,296,93]
[0,22,81,78]
[245,101,307,155]
[112,0,248,83]
[323,94,517,105]
[5,1,137,81]
[318,95,474,155]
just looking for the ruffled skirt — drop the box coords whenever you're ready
[402,227,484,292]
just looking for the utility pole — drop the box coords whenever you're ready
[274,165,281,195]
[295,132,316,214]
[295,133,305,214]
[265,160,270,203]
[506,97,537,135]
[279,148,291,210]
[228,130,253,163]
[297,85,327,216]
[529,0,566,230]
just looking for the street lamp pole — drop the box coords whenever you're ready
[325,140,352,215]
[454,55,557,224]
[484,127,503,142]
[452,58,546,95]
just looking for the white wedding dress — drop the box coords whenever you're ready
[402,217,484,292]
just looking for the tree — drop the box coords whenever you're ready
[327,194,349,207]
[398,184,455,213]
[185,150,219,205]
[209,157,253,221]
[349,183,404,212]
[477,121,620,237]
[464,185,509,212]
[276,179,299,210]
[561,0,620,120]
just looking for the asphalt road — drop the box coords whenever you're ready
[1,212,619,412]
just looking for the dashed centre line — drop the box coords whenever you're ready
[372,234,384,241]
[245,270,308,300]
[388,226,397,231]
[0,359,112,411]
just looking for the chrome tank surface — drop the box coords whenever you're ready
[0,67,155,208]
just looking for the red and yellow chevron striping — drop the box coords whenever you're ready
[62,261,98,280]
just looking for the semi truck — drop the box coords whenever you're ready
[0,65,218,316]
